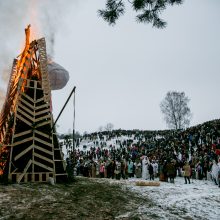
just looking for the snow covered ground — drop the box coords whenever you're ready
[102,177,220,220]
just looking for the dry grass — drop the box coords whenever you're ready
[0,177,151,220]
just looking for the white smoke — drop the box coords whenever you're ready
[0,0,78,108]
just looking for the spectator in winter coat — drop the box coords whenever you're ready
[148,162,154,180]
[135,160,142,178]
[114,161,121,180]
[99,163,105,178]
[183,162,191,184]
[127,159,134,178]
[196,162,203,180]
[166,160,176,183]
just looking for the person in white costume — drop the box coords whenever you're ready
[152,160,159,178]
[142,156,150,180]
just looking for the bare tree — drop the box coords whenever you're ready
[104,123,114,132]
[160,91,192,130]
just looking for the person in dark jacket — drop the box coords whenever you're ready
[166,160,176,183]
[148,162,154,180]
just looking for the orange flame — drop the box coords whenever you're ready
[0,23,42,176]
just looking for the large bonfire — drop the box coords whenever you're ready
[0,25,67,183]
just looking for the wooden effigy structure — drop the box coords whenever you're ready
[0,26,67,183]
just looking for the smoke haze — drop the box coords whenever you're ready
[0,0,77,107]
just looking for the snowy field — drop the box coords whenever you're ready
[100,177,220,220]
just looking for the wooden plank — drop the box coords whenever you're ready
[14,129,32,138]
[33,160,53,172]
[17,108,34,122]
[24,174,28,182]
[14,145,33,161]
[16,114,32,127]
[21,93,34,103]
[36,87,43,91]
[34,152,54,164]
[18,102,35,116]
[35,145,53,156]
[35,120,51,128]
[34,137,52,147]
[17,160,32,183]
[35,114,51,122]
[35,103,50,110]
[55,173,68,176]
[35,97,45,103]
[19,97,34,110]
[11,168,18,174]
[12,136,33,146]
[46,173,50,181]
[35,108,50,116]
[35,130,52,139]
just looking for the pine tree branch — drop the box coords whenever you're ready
[98,0,184,28]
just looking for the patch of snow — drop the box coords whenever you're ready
[99,177,220,219]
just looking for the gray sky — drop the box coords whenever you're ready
[0,0,220,134]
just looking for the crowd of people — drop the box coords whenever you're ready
[64,119,220,187]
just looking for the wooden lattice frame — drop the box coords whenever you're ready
[0,26,67,183]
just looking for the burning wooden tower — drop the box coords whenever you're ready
[0,26,67,183]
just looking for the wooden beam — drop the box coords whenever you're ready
[34,152,54,164]
[35,120,51,128]
[35,115,51,122]
[17,108,34,122]
[12,136,33,146]
[14,145,33,161]
[16,114,32,127]
[18,102,35,116]
[17,159,32,183]
[35,103,50,110]
[21,93,34,103]
[55,173,68,176]
[19,97,34,110]
[33,160,53,172]
[35,130,52,139]
[14,129,32,138]
[35,108,50,116]
[35,97,45,103]
[35,145,53,156]
[34,137,52,147]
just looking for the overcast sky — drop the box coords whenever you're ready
[0,0,220,134]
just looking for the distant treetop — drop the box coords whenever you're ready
[98,0,183,29]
